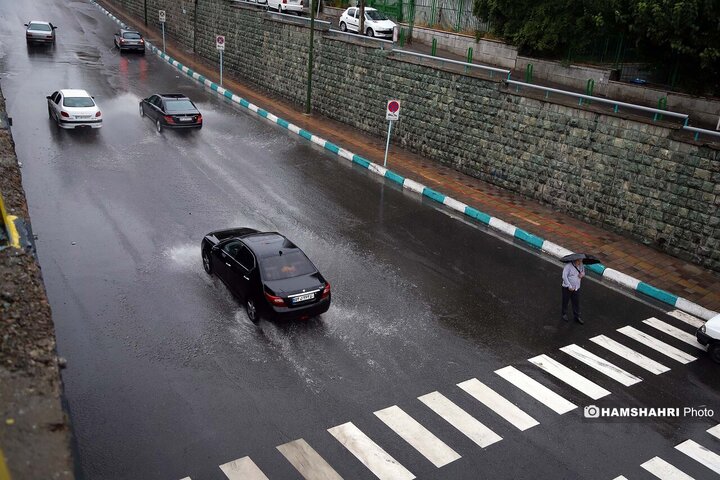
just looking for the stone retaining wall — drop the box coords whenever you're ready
[103,0,720,272]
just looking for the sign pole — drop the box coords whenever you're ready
[220,50,223,86]
[161,22,165,53]
[383,120,393,167]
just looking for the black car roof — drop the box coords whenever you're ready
[241,233,299,258]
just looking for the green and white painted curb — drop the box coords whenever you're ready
[92,1,718,321]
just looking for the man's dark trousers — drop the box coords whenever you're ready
[562,287,581,320]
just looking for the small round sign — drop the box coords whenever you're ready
[216,36,225,45]
[388,100,400,113]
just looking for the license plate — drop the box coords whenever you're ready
[178,117,192,122]
[75,115,91,119]
[293,293,314,303]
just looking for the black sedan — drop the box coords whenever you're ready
[139,93,202,133]
[201,228,331,322]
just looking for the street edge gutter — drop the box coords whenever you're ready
[91,1,718,321]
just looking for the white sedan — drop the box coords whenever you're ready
[47,89,103,129]
[339,7,396,39]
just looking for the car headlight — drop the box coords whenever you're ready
[700,324,706,333]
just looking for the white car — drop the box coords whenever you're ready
[268,0,303,14]
[46,89,103,129]
[339,7,396,38]
[25,20,56,44]
[697,313,720,363]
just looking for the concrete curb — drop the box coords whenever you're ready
[92,1,718,321]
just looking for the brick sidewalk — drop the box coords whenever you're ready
[99,1,720,313]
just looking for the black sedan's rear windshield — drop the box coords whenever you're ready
[63,97,95,107]
[261,251,316,281]
[164,99,196,113]
[29,23,52,31]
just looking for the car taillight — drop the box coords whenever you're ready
[264,291,286,307]
[60,111,69,118]
[139,38,144,43]
[95,111,102,117]
[321,282,331,299]
[164,115,175,124]
[119,38,125,43]
[197,114,202,123]
[283,0,287,3]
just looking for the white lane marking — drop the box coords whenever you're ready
[643,317,707,351]
[276,438,343,480]
[559,344,642,386]
[590,335,670,375]
[618,326,696,364]
[528,354,611,400]
[403,178,425,194]
[495,366,577,414]
[613,477,629,480]
[179,478,192,480]
[456,378,538,431]
[489,217,516,236]
[676,439,720,474]
[374,405,460,468]
[708,424,720,440]
[327,422,415,480]
[418,391,503,448]
[641,457,695,480]
[668,309,705,328]
[219,456,270,480]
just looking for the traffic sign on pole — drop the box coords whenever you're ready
[386,99,400,121]
[216,35,225,51]
[158,10,166,22]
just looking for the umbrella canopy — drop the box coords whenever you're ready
[561,253,601,265]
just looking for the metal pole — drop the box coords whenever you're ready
[161,23,165,53]
[305,0,315,114]
[383,120,393,167]
[316,0,321,17]
[220,50,223,87]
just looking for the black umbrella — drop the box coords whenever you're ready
[561,253,601,265]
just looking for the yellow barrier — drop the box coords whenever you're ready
[0,193,20,249]
[0,447,11,480]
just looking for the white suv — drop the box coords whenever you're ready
[268,0,303,14]
[339,7,396,38]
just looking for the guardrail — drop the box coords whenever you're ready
[393,49,511,77]
[327,28,394,46]
[683,125,720,141]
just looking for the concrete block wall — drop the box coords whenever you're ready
[103,0,720,272]
[408,26,518,69]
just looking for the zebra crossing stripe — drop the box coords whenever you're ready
[327,422,415,480]
[642,318,707,351]
[528,354,611,400]
[589,335,670,375]
[617,326,696,364]
[219,456,270,480]
[708,424,720,440]
[374,405,461,468]
[418,391,503,448]
[675,439,720,474]
[641,457,695,480]
[559,344,642,386]
[276,438,343,480]
[456,378,538,431]
[612,476,629,480]
[667,309,705,328]
[495,366,577,414]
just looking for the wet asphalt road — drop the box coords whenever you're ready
[1,1,719,479]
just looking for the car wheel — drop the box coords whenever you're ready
[340,21,347,32]
[156,119,162,133]
[710,343,720,364]
[202,249,212,274]
[366,27,374,37]
[139,104,145,117]
[246,297,259,323]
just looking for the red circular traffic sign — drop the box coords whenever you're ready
[216,36,225,45]
[388,100,400,113]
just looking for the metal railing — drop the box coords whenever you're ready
[683,125,720,141]
[327,28,394,46]
[394,48,511,76]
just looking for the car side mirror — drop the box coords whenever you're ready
[24,23,28,27]
[46,96,51,99]
[91,96,95,99]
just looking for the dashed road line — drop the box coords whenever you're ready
[528,354,611,400]
[456,378,539,431]
[589,335,670,374]
[374,405,461,468]
[617,326,696,364]
[327,422,415,480]
[559,344,642,386]
[495,366,577,414]
[417,391,503,448]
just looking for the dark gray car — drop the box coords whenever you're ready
[113,29,145,53]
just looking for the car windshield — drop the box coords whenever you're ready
[164,99,196,112]
[366,11,388,20]
[123,32,142,39]
[261,251,316,281]
[29,23,52,31]
[63,96,95,107]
